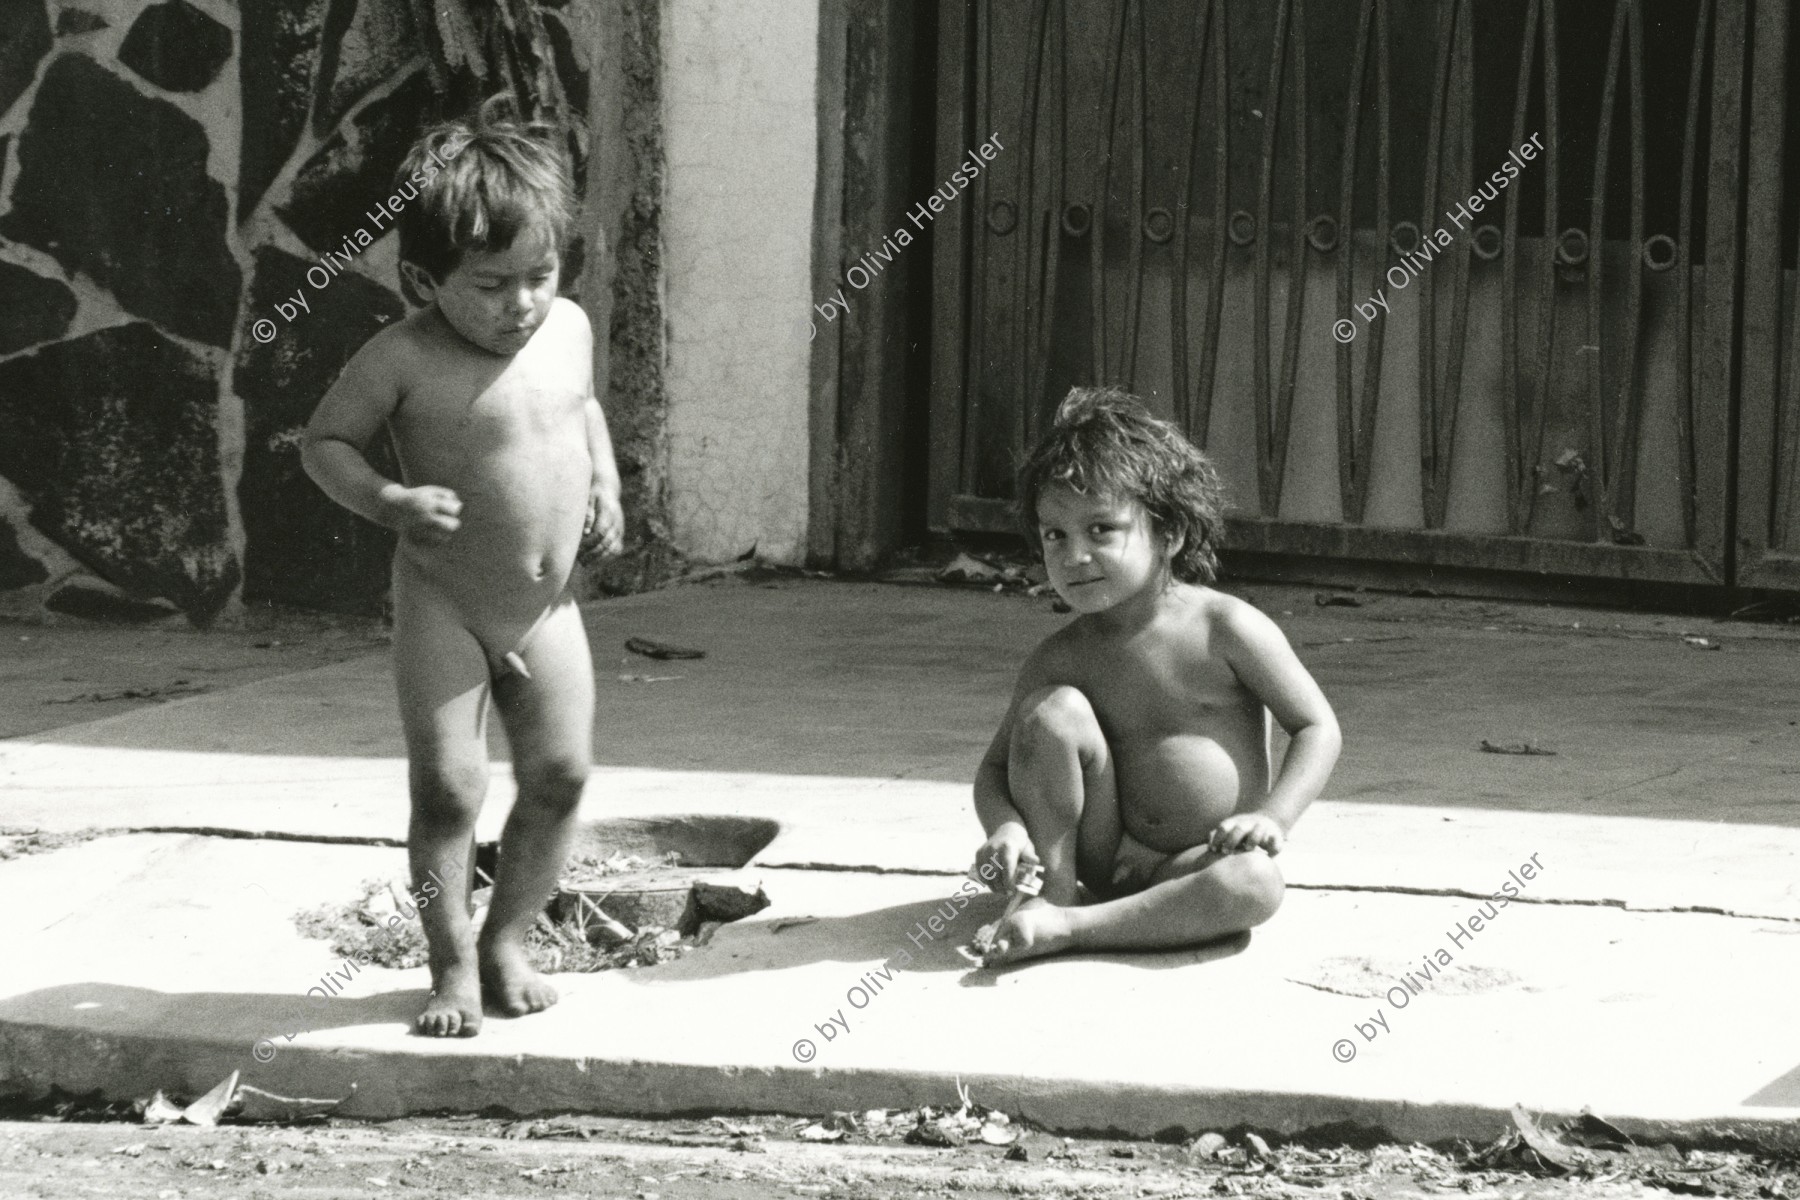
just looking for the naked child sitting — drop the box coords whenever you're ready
[302,100,623,1035]
[971,387,1341,965]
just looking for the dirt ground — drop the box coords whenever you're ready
[0,606,388,742]
[8,569,1795,749]
[3,1112,1790,1200]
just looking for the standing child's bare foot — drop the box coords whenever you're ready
[985,897,1077,966]
[417,958,483,1037]
[479,937,558,1016]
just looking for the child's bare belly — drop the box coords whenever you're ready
[1113,732,1263,853]
[398,442,589,644]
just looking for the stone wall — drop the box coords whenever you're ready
[0,0,665,622]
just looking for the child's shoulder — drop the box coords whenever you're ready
[353,306,439,372]
[1186,583,1261,624]
[1180,585,1292,657]
[550,295,590,326]
[540,295,591,335]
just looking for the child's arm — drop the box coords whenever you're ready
[971,674,1043,889]
[1212,601,1341,854]
[571,303,624,559]
[581,397,623,557]
[300,336,461,544]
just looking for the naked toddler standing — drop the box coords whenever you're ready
[302,100,623,1036]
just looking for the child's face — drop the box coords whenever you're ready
[423,227,560,356]
[1035,485,1172,614]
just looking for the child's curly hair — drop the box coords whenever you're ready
[396,94,577,282]
[1016,386,1227,584]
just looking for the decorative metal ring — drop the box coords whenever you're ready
[1144,206,1174,244]
[1228,209,1256,245]
[1643,233,1678,272]
[1557,227,1590,266]
[1472,224,1503,261]
[1390,220,1421,257]
[1307,214,1339,253]
[987,200,1018,236]
[1061,203,1091,237]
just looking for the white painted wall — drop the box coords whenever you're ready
[661,0,817,565]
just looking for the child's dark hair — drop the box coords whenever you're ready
[396,95,577,282]
[1017,386,1227,584]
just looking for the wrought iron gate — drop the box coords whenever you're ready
[929,0,1774,591]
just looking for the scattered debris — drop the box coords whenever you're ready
[1682,635,1721,650]
[0,826,107,862]
[1187,1131,1229,1161]
[1314,592,1363,607]
[562,850,684,886]
[935,552,1010,586]
[710,1118,763,1137]
[137,1074,350,1126]
[529,912,691,973]
[1479,740,1557,756]
[503,1114,614,1141]
[1471,1105,1664,1175]
[179,1073,238,1126]
[46,680,208,704]
[625,636,706,661]
[907,1117,965,1147]
[234,1085,349,1124]
[294,878,431,970]
[140,1093,185,1124]
[618,673,683,683]
[1729,599,1800,624]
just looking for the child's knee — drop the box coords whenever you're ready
[1015,685,1103,752]
[411,759,488,821]
[515,754,589,809]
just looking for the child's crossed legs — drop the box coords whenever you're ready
[394,579,593,1036]
[988,685,1284,965]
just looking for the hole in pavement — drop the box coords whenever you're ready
[302,816,779,973]
[486,814,779,939]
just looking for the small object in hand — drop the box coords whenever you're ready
[962,861,1044,965]
[626,636,705,661]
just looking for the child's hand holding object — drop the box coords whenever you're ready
[960,859,1044,966]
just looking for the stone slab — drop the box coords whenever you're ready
[4,580,1800,1145]
[2,837,1796,1146]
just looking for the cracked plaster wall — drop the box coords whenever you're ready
[661,0,816,565]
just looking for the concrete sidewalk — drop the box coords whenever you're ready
[2,575,1798,1146]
